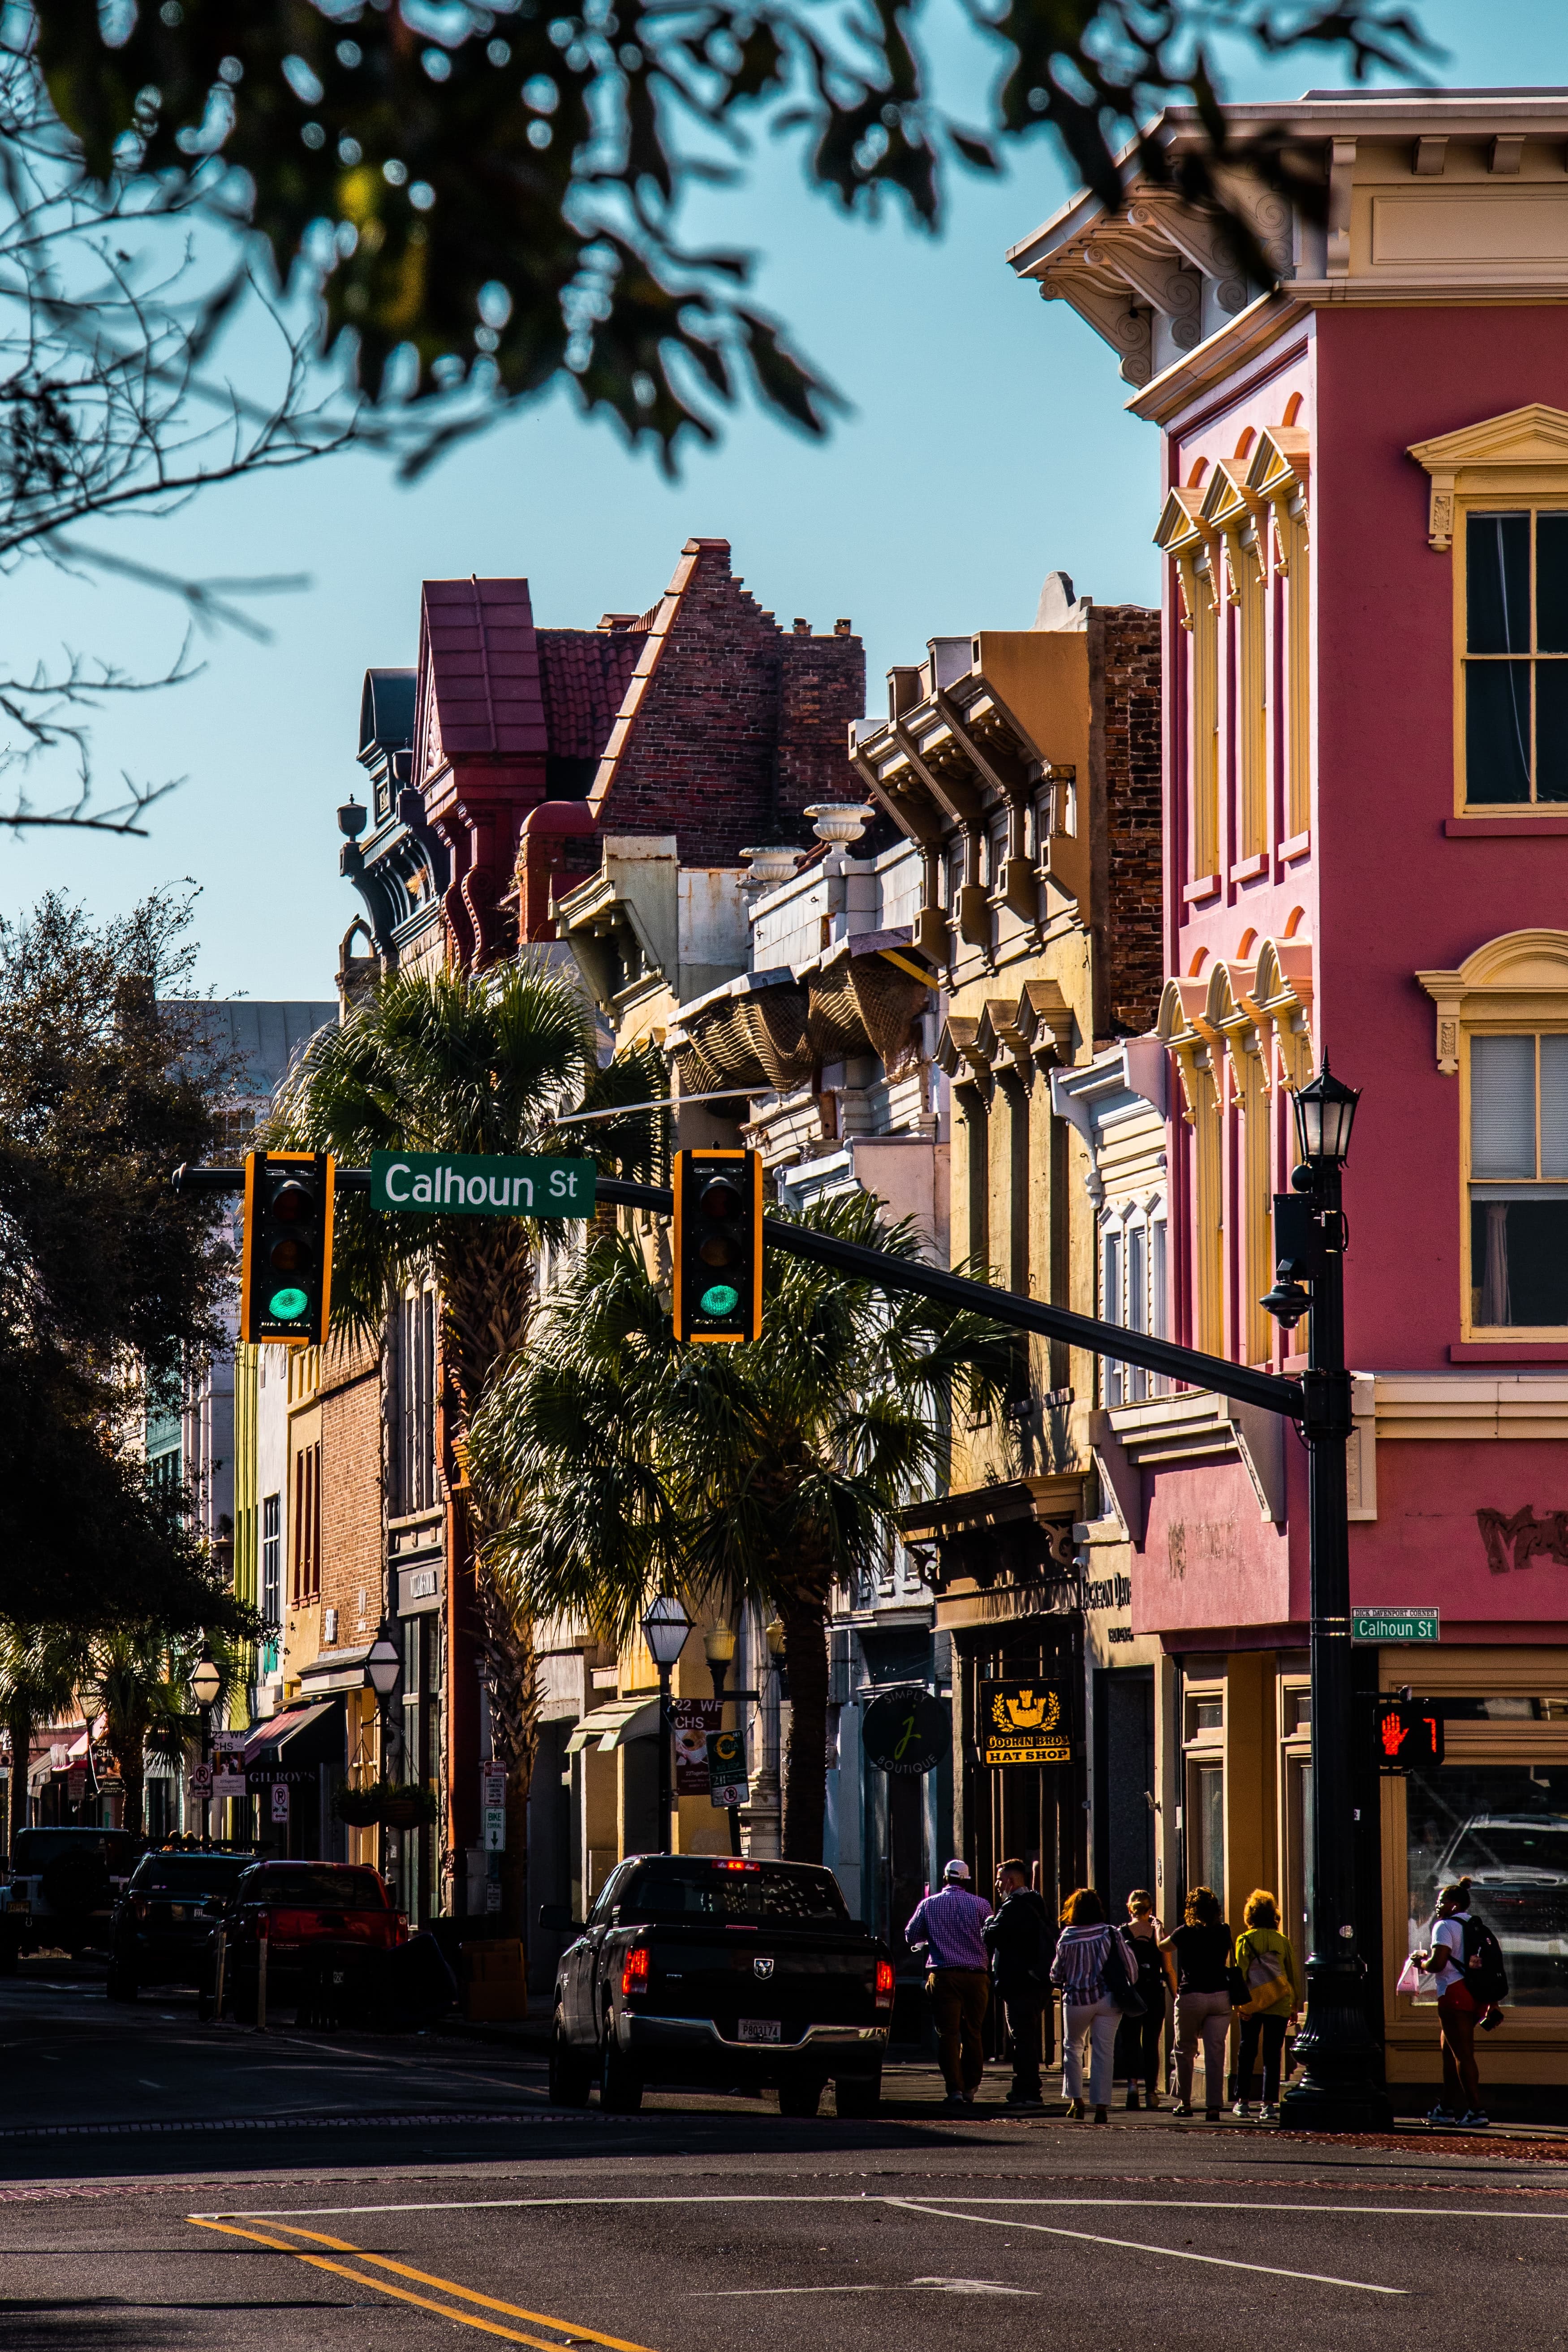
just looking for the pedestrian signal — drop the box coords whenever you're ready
[1373,1695,1444,1772]
[241,1150,334,1347]
[672,1148,762,1343]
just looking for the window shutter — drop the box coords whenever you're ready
[1541,1036,1568,1178]
[1471,1034,1535,1178]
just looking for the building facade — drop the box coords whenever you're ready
[1012,85,1568,2091]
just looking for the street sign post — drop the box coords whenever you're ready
[188,1762,213,1800]
[271,1783,290,1825]
[706,1728,749,1808]
[1352,1606,1439,1644]
[370,1151,595,1218]
[482,1761,506,1851]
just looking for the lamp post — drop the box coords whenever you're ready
[365,1623,402,1882]
[1264,1065,1391,2133]
[191,1650,221,1846]
[704,1621,741,1857]
[642,1596,692,1856]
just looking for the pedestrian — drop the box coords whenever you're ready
[1231,1888,1302,2119]
[1414,1875,1506,2128]
[984,1857,1055,2109]
[1159,1884,1234,2120]
[905,1858,993,2111]
[1050,1887,1134,2124]
[1117,1889,1166,2111]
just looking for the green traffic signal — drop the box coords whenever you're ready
[268,1287,310,1320]
[700,1283,740,1315]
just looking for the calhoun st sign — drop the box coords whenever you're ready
[369,1151,595,1217]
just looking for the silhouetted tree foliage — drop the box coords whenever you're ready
[0,887,249,1634]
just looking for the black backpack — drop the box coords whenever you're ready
[1460,1913,1508,2006]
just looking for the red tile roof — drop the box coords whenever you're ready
[538,629,646,762]
[415,577,547,770]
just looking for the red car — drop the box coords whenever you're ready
[219,1860,406,2024]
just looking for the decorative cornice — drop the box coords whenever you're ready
[1408,403,1568,550]
[1417,926,1568,1073]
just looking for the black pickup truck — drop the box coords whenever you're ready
[543,1853,894,2117]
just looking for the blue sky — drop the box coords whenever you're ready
[0,0,1557,999]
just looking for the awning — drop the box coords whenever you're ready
[240,1699,342,1780]
[298,1641,375,1697]
[565,1697,661,1755]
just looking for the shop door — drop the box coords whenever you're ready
[887,1773,927,1957]
[1094,1666,1155,1919]
[962,1620,1084,1914]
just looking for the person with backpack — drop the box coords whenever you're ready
[1415,1874,1506,2128]
[985,1857,1055,2110]
[1050,1887,1137,2123]
[1118,1889,1167,2110]
[1231,1888,1303,2119]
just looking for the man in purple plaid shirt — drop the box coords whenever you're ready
[905,1859,993,2109]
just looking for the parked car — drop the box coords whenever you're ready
[1,1827,143,1966]
[219,1860,407,2023]
[543,1853,894,2117]
[107,1849,257,2003]
[1432,1813,1568,1998]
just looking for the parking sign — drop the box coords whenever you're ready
[271,1782,290,1824]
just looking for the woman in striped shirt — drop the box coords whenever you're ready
[1050,1888,1135,2122]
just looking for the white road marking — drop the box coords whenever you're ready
[692,2278,1034,2298]
[885,2199,1407,2296]
[203,2190,1568,2224]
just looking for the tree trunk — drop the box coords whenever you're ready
[780,1593,830,1863]
[119,1739,145,1838]
[4,1702,31,1851]
[473,1553,539,1937]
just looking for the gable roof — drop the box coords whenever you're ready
[413,577,547,788]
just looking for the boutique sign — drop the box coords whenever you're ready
[370,1151,595,1218]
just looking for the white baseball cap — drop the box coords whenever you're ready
[942,1858,971,1882]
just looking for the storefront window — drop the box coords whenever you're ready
[1191,1761,1224,1897]
[1405,1762,1568,2005]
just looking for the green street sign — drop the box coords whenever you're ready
[1352,1606,1440,1644]
[369,1151,596,1219]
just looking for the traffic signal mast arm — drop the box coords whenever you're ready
[173,1164,1305,1419]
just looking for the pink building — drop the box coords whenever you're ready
[1013,88,1568,2100]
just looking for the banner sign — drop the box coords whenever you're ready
[979,1679,1072,1767]
[1353,1605,1439,1644]
[706,1727,749,1808]
[672,1700,723,1794]
[212,1771,247,1802]
[370,1151,595,1219]
[862,1687,948,1777]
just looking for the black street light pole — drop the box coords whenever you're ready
[704,1623,741,1858]
[1266,1067,1391,2134]
[642,1597,692,1857]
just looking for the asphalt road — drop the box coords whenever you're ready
[7,1962,1568,2350]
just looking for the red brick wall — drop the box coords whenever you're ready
[319,1333,383,1647]
[598,543,865,861]
[1097,606,1164,1037]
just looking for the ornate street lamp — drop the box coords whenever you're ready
[642,1596,691,1856]
[192,1649,220,1844]
[1264,1064,1389,2133]
[364,1623,403,1880]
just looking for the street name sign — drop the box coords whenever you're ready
[1352,1605,1440,1644]
[370,1151,595,1218]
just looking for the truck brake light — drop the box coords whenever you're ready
[875,1960,895,2004]
[622,1945,651,1997]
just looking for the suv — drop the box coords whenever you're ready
[1,1827,143,1966]
[108,1849,257,2003]
[220,1860,407,2024]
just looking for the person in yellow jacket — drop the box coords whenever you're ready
[1231,1889,1303,2119]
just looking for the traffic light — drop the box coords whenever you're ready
[1373,1695,1444,1773]
[672,1148,762,1343]
[241,1150,335,1346]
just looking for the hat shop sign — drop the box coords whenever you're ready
[979,1680,1072,1767]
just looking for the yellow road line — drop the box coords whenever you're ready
[186,2213,660,2351]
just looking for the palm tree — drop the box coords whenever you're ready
[468,1191,1013,1862]
[83,1629,216,1839]
[0,1625,85,1855]
[268,959,663,1915]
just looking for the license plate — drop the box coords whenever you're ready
[737,2017,781,2043]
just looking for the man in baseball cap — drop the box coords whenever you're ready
[905,1858,992,2107]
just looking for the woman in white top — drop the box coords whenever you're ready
[1415,1875,1486,2128]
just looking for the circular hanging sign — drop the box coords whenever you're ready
[862,1686,949,1776]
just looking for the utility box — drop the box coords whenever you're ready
[460,1937,527,2022]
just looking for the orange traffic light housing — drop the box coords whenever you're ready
[672,1148,762,1343]
[241,1150,335,1347]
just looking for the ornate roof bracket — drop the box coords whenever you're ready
[1015,977,1075,1071]
[936,1014,992,1103]
[892,719,982,827]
